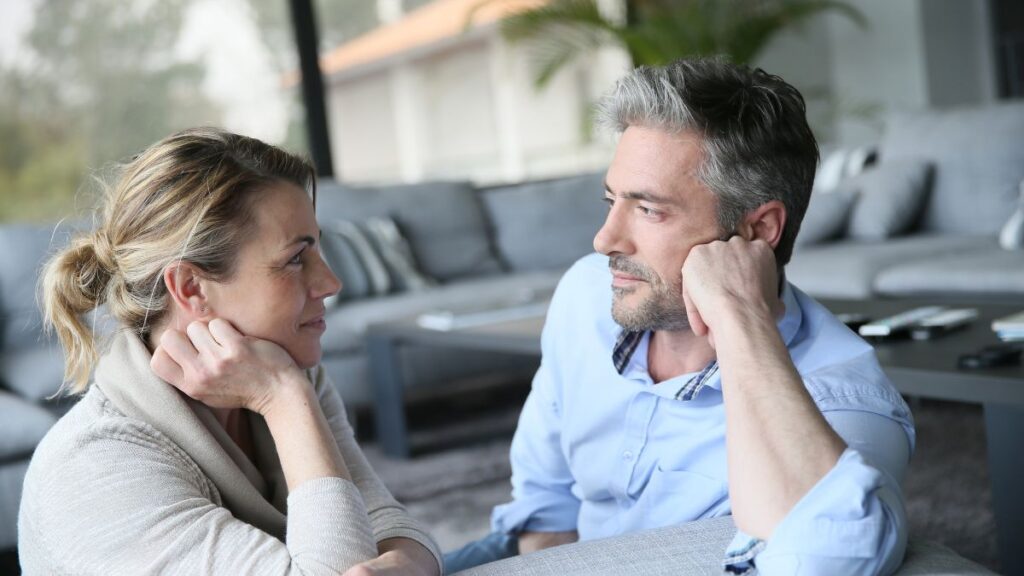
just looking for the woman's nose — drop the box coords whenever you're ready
[312,255,342,299]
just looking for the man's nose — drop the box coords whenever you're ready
[594,206,632,256]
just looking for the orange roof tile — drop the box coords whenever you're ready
[320,0,547,76]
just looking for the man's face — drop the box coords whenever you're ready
[594,126,724,332]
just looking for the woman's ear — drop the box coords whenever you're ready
[741,200,787,249]
[163,262,212,321]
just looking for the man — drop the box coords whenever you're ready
[445,58,914,575]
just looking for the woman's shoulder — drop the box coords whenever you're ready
[25,386,208,496]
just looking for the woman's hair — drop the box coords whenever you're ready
[41,127,316,394]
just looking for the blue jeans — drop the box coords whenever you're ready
[443,531,519,575]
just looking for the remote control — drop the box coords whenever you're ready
[911,308,978,340]
[859,306,947,338]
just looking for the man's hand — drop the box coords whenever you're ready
[517,530,578,555]
[680,237,782,349]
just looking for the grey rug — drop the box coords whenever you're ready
[365,399,999,572]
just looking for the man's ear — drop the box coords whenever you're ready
[162,261,212,320]
[740,201,787,249]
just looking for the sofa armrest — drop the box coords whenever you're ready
[452,517,995,575]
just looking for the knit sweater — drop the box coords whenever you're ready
[18,330,441,575]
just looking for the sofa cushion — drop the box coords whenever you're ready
[0,224,77,348]
[795,189,857,247]
[874,244,1024,298]
[787,235,992,299]
[881,101,1024,235]
[321,270,565,355]
[0,341,66,402]
[0,390,56,461]
[480,173,607,272]
[316,180,503,282]
[847,160,933,240]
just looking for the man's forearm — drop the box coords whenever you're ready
[716,303,846,540]
[517,530,579,554]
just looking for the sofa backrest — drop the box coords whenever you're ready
[316,179,504,283]
[881,101,1024,235]
[0,223,79,350]
[479,172,607,272]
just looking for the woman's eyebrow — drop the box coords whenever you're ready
[286,235,316,249]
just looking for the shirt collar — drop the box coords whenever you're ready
[611,281,804,401]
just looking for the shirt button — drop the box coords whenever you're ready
[623,451,634,461]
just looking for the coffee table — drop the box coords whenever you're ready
[365,298,1024,573]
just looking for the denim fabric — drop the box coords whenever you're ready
[443,531,518,575]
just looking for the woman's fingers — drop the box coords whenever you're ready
[205,313,241,344]
[185,320,221,356]
[150,345,185,386]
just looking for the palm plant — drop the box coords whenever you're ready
[472,0,866,88]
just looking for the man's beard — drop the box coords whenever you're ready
[608,255,690,332]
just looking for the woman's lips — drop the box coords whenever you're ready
[300,315,326,331]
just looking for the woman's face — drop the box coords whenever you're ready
[203,182,340,369]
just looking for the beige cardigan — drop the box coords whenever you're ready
[18,330,441,575]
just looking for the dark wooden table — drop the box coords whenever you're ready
[366,298,1024,573]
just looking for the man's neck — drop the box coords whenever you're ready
[646,328,717,384]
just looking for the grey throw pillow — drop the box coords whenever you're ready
[321,220,391,299]
[795,189,857,247]
[998,181,1024,250]
[847,159,933,240]
[363,217,436,292]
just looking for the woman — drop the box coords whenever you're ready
[18,128,441,575]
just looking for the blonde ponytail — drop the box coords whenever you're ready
[40,234,113,393]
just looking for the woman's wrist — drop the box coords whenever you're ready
[254,369,312,419]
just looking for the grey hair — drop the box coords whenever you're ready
[596,57,819,266]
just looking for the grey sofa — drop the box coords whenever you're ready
[788,100,1024,302]
[455,516,996,575]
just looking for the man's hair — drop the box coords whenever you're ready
[596,57,819,266]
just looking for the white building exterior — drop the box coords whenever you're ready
[320,0,998,185]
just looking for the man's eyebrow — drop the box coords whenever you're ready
[604,181,676,205]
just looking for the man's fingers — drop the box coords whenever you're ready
[681,280,707,337]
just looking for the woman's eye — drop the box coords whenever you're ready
[288,251,304,265]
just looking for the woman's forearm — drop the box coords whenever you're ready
[262,374,352,491]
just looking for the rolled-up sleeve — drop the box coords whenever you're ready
[723,410,912,575]
[491,324,581,534]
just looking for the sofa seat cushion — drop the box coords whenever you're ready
[787,235,992,299]
[316,180,503,282]
[874,244,1024,298]
[0,391,56,462]
[480,173,607,272]
[321,270,566,356]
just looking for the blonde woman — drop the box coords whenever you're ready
[18,128,441,575]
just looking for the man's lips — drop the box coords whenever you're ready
[611,271,646,287]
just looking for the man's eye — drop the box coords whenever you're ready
[638,206,659,217]
[602,197,614,209]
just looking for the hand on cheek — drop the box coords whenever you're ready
[150,317,302,415]
[680,237,780,347]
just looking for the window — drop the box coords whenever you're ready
[0,0,307,222]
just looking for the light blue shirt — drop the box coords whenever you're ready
[491,253,915,575]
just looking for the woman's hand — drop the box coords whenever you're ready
[150,318,304,415]
[342,539,439,576]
